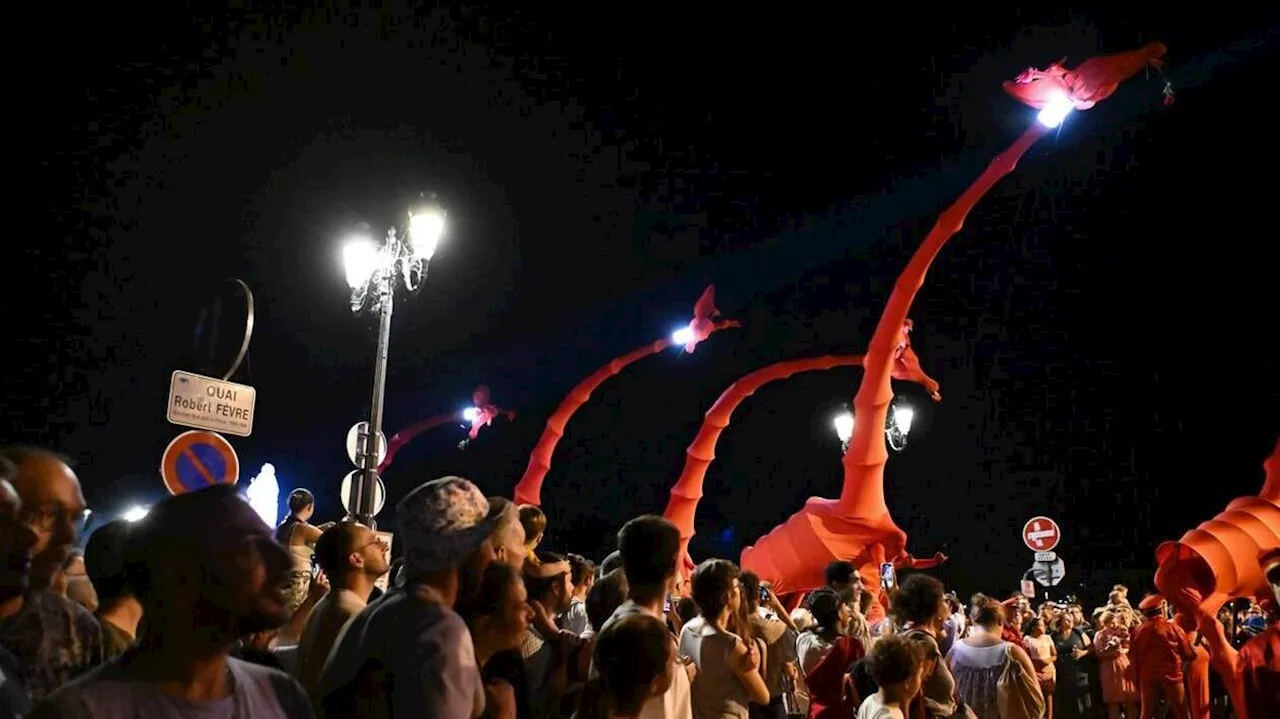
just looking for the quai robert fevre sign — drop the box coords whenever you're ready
[167,370,257,437]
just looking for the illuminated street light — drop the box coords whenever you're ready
[462,407,481,422]
[832,398,916,453]
[1037,92,1074,129]
[342,194,449,528]
[671,327,694,346]
[122,506,149,523]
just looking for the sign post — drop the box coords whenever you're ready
[340,470,386,516]
[160,430,240,495]
[167,371,257,437]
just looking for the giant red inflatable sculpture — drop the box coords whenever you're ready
[1157,438,1280,719]
[513,286,740,506]
[663,354,868,578]
[740,44,1172,613]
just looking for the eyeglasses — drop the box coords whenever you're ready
[21,504,85,533]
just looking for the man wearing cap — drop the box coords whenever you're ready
[1131,594,1193,719]
[1237,548,1280,719]
[318,476,507,719]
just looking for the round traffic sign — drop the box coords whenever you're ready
[1022,516,1061,552]
[346,422,387,467]
[340,470,387,515]
[160,430,240,495]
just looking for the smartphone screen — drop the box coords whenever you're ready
[880,562,896,589]
[663,596,672,613]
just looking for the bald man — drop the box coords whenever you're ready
[0,447,104,701]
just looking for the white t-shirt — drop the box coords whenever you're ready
[857,692,906,719]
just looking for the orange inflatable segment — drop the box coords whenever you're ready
[513,318,740,507]
[663,354,866,579]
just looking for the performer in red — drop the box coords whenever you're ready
[1131,595,1194,719]
[1238,548,1280,719]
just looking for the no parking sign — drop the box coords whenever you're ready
[160,430,240,495]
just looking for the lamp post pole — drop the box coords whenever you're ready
[354,233,396,529]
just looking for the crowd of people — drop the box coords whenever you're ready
[0,445,1276,718]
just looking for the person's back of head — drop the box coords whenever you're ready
[892,573,946,628]
[825,560,856,589]
[865,633,925,703]
[568,553,595,592]
[691,558,739,621]
[617,515,679,600]
[740,571,762,611]
[590,614,675,718]
[600,550,622,576]
[84,519,133,608]
[586,568,630,632]
[287,488,314,517]
[968,593,1005,629]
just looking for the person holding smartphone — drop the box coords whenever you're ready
[739,572,800,719]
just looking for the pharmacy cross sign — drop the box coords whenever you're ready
[1022,516,1061,552]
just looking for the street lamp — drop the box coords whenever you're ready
[832,398,915,453]
[343,195,448,528]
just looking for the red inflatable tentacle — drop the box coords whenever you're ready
[840,123,1048,517]
[663,354,866,577]
[740,125,1049,596]
[377,412,461,473]
[513,319,740,506]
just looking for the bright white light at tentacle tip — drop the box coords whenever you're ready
[893,406,915,435]
[342,236,380,289]
[1037,92,1074,128]
[122,505,149,522]
[671,327,694,346]
[462,407,480,422]
[833,412,854,442]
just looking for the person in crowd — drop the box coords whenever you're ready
[479,496,534,719]
[318,476,508,719]
[857,634,925,719]
[679,558,769,718]
[0,446,104,702]
[276,489,331,615]
[593,515,694,719]
[294,521,389,699]
[739,571,799,719]
[0,475,35,715]
[585,569,629,639]
[1092,609,1138,719]
[1238,547,1280,719]
[599,551,622,577]
[83,519,142,658]
[457,562,534,719]
[939,594,965,657]
[561,553,595,636]
[1131,594,1192,719]
[578,614,676,719]
[1051,611,1093,719]
[1022,616,1057,719]
[522,552,584,719]
[825,561,862,603]
[32,484,311,717]
[891,573,958,718]
[796,587,861,719]
[949,593,1041,719]
[1001,595,1028,645]
[518,505,547,569]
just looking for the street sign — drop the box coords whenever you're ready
[1034,551,1057,562]
[373,531,394,592]
[1030,558,1067,587]
[168,370,257,437]
[1022,516,1061,552]
[345,422,387,467]
[1020,579,1036,599]
[160,430,240,495]
[340,470,386,516]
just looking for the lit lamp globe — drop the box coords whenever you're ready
[342,235,380,289]
[408,203,447,262]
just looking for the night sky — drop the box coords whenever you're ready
[11,5,1279,604]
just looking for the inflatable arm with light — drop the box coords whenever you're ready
[513,287,740,506]
[663,354,867,579]
[740,44,1169,609]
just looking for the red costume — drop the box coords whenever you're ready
[1132,598,1194,719]
[1238,622,1280,719]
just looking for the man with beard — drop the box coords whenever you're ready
[0,473,36,715]
[0,446,103,702]
[521,552,581,719]
[31,484,312,718]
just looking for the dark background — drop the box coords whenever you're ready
[8,4,1278,604]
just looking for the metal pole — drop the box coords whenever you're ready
[355,238,396,529]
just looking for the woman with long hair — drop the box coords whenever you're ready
[275,489,330,613]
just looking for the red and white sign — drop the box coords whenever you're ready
[1022,516,1061,552]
